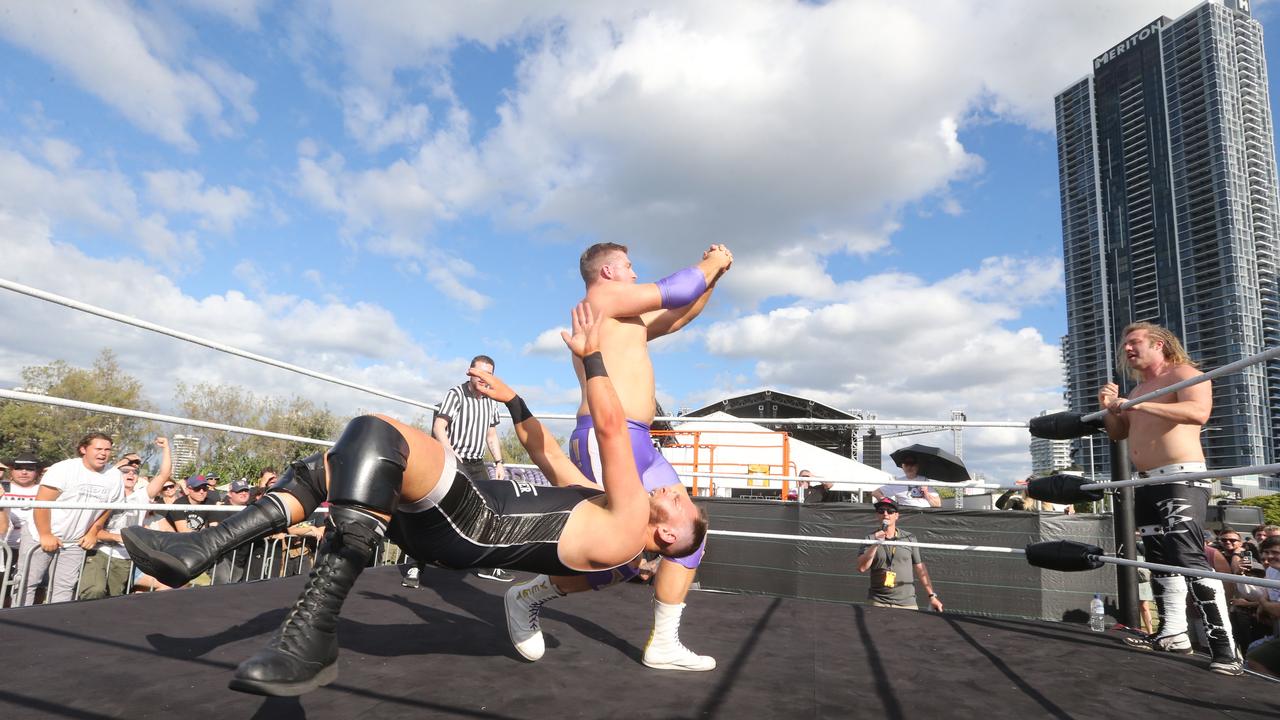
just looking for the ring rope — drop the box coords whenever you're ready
[0,390,1022,489]
[0,278,438,412]
[0,500,249,513]
[6,507,1275,590]
[1080,462,1280,491]
[1080,344,1280,424]
[708,529,1280,591]
[0,388,333,447]
[0,279,1027,429]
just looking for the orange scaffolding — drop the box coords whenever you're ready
[651,428,793,498]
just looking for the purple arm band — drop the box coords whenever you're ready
[655,266,708,309]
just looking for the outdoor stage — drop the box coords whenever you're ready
[1,565,1275,719]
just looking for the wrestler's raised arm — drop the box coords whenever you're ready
[560,302,648,546]
[590,246,733,320]
[643,244,733,339]
[467,366,594,489]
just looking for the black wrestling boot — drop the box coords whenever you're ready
[229,506,386,697]
[122,495,289,587]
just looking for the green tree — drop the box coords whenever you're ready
[174,381,347,484]
[0,349,153,465]
[497,429,568,467]
[1240,494,1280,526]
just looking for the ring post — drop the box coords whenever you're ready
[1110,439,1139,629]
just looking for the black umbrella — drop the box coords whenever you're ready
[889,444,970,483]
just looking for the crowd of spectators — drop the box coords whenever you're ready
[1208,524,1280,677]
[1,438,330,607]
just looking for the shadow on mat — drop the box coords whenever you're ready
[412,567,641,663]
[1127,686,1280,718]
[941,616,1073,720]
[937,614,1206,670]
[148,608,288,658]
[251,697,306,720]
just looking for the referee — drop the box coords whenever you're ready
[403,354,512,587]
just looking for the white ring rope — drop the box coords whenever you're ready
[0,278,438,412]
[0,388,333,447]
[0,500,250,513]
[708,529,1280,591]
[1080,462,1280,491]
[0,279,1027,429]
[1080,344,1280,424]
[1,390,1025,488]
[709,529,1027,555]
[1091,554,1280,589]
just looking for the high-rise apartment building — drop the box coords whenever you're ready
[1055,0,1280,481]
[1030,411,1074,475]
[171,434,200,474]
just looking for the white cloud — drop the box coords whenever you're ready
[0,142,200,270]
[0,3,257,149]
[178,0,267,31]
[0,212,460,422]
[523,327,570,356]
[144,169,255,233]
[701,257,1066,480]
[294,0,1200,308]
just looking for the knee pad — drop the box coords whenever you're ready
[325,415,410,514]
[325,506,388,560]
[268,452,328,516]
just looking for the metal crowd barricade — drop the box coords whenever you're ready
[13,542,88,606]
[1,524,415,612]
[1,543,13,607]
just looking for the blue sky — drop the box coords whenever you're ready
[0,0,1271,483]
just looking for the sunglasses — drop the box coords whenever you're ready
[875,508,898,514]
[190,486,211,491]
[162,484,176,490]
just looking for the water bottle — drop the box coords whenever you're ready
[1089,593,1106,632]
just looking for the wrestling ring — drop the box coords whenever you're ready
[2,281,1279,719]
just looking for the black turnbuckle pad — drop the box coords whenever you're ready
[1025,540,1105,572]
[1028,411,1104,440]
[1026,474,1104,505]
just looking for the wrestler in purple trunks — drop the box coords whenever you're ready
[569,415,706,587]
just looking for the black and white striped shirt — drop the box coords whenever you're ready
[436,383,501,461]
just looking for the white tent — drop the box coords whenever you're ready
[660,412,893,496]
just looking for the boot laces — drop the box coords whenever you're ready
[526,598,545,630]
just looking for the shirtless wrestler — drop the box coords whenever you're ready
[1099,321,1240,675]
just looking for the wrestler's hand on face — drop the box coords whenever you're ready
[467,367,516,403]
[560,300,601,359]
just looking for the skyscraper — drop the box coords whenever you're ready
[1055,0,1280,484]
[171,434,201,475]
[1030,411,1074,475]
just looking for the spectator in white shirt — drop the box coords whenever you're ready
[79,437,172,599]
[20,433,124,605]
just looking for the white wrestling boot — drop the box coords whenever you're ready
[642,599,716,671]
[505,575,564,661]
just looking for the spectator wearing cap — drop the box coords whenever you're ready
[80,437,172,599]
[164,475,222,533]
[856,497,944,612]
[2,453,45,550]
[211,478,263,583]
[21,433,124,605]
